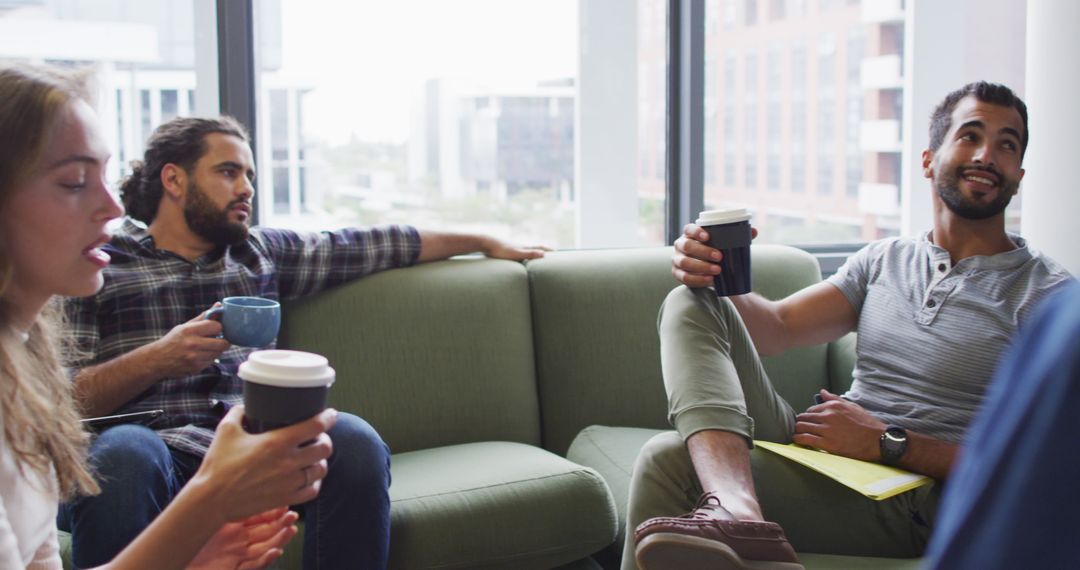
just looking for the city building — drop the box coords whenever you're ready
[409,78,575,206]
[695,0,903,243]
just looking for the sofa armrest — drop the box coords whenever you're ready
[827,333,857,394]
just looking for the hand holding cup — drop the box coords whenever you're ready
[673,209,758,294]
[192,405,337,523]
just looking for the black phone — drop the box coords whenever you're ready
[81,409,165,431]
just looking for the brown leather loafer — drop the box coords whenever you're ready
[634,493,804,570]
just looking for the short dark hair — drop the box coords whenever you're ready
[120,116,249,224]
[928,81,1029,159]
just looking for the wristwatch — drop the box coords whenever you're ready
[879,425,908,465]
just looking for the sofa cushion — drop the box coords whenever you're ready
[388,441,617,569]
[565,425,661,549]
[281,258,541,453]
[526,247,679,456]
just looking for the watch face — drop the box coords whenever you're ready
[881,426,908,464]
[884,428,906,442]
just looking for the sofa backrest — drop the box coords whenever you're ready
[528,245,830,454]
[279,244,842,456]
[279,257,541,454]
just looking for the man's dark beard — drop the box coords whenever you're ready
[183,181,249,246]
[935,165,1017,220]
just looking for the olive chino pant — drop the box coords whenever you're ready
[620,286,939,570]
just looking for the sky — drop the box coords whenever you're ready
[275,0,578,145]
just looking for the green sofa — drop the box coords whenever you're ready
[62,245,925,569]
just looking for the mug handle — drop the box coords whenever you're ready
[205,305,225,321]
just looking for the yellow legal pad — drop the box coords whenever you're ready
[755,441,933,500]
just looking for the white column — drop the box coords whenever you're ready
[193,0,220,118]
[577,0,638,247]
[1022,0,1079,276]
[437,80,465,200]
[900,0,1026,236]
[287,87,302,217]
[94,61,121,183]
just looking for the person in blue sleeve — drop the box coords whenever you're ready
[924,280,1080,570]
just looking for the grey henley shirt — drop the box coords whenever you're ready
[826,232,1073,443]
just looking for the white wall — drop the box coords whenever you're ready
[901,0,1026,236]
[1021,0,1078,276]
[577,0,638,248]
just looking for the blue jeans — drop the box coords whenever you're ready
[59,412,391,569]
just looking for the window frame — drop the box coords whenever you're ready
[215,0,260,223]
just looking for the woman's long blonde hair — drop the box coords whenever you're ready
[0,64,100,499]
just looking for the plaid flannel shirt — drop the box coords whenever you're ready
[66,218,421,457]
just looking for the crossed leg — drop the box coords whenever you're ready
[621,287,936,570]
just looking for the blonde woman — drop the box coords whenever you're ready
[0,64,336,569]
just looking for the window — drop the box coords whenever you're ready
[745,0,759,26]
[744,50,758,189]
[723,51,738,187]
[845,29,865,199]
[0,1,210,186]
[791,40,807,194]
[770,0,786,21]
[723,0,738,31]
[253,0,665,248]
[766,45,783,193]
[161,90,179,122]
[787,0,807,19]
[5,1,1032,251]
[697,1,1030,246]
[140,90,154,152]
[817,32,836,198]
[704,1,881,244]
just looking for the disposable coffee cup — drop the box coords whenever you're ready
[696,208,753,296]
[238,350,335,433]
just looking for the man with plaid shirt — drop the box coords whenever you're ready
[58,116,546,570]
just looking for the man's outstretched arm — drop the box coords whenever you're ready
[416,230,549,263]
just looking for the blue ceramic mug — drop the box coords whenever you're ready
[206,296,281,347]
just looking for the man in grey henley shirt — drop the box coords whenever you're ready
[624,82,1074,570]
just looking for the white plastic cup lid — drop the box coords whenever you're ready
[696,208,752,226]
[238,350,336,388]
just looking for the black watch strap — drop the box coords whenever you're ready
[879,425,908,466]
